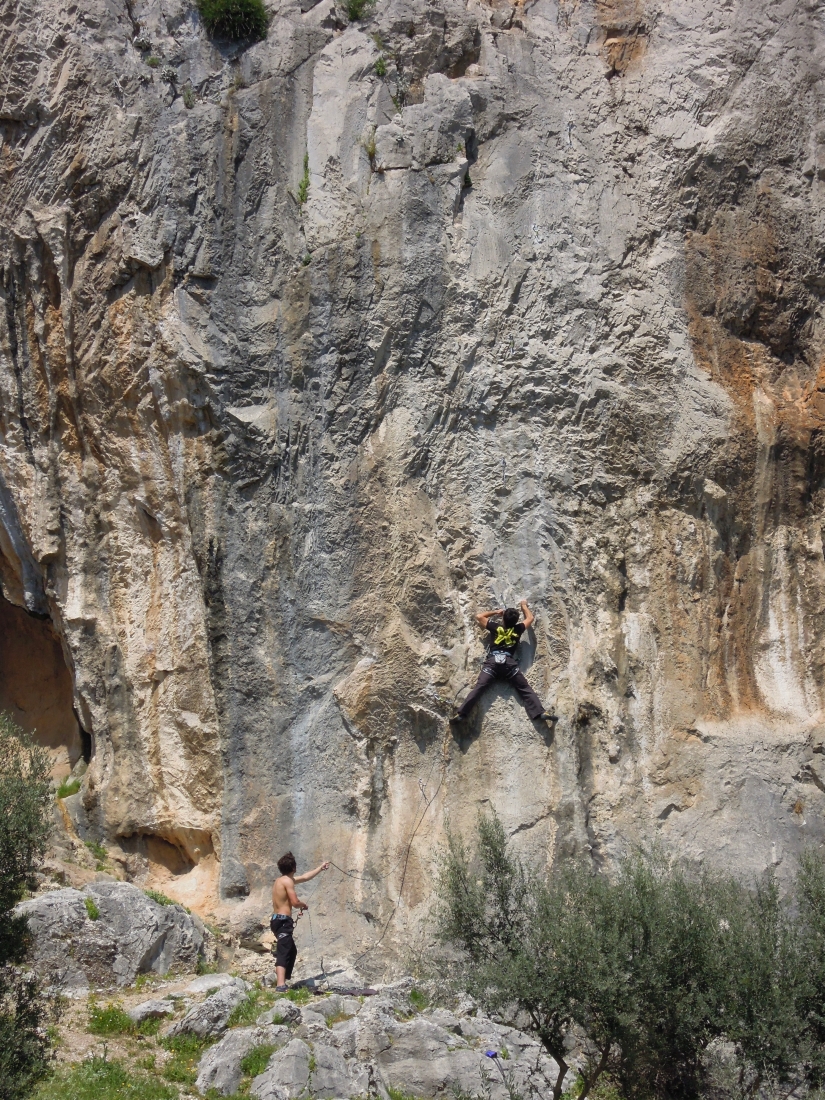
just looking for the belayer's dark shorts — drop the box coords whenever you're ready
[270,914,297,978]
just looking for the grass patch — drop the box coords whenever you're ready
[56,777,81,799]
[144,888,175,907]
[227,988,275,1028]
[84,896,100,921]
[388,1089,420,1100]
[183,86,195,108]
[161,1033,213,1085]
[146,56,161,67]
[283,986,312,1005]
[409,988,428,1011]
[375,55,387,77]
[240,1043,277,1077]
[33,1057,177,1100]
[196,957,220,976]
[196,0,268,41]
[84,840,107,862]
[297,153,310,204]
[88,1000,134,1036]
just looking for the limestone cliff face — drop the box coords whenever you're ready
[2,0,825,963]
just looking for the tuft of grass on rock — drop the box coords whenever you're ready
[375,55,387,77]
[84,896,100,921]
[84,839,107,862]
[345,0,374,20]
[297,153,310,205]
[146,55,161,67]
[284,986,312,1005]
[240,1043,277,1077]
[88,1000,135,1036]
[196,0,268,41]
[32,1057,177,1100]
[56,777,81,799]
[409,987,428,1011]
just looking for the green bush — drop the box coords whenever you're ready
[345,0,373,20]
[84,897,100,921]
[56,777,81,799]
[32,1057,177,1100]
[88,1001,134,1036]
[436,813,825,1100]
[144,889,175,907]
[196,0,268,41]
[84,840,107,862]
[0,713,58,1099]
[409,988,428,1011]
[375,55,387,77]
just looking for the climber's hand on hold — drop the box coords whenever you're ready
[520,600,535,630]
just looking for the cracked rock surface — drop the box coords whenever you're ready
[2,0,825,958]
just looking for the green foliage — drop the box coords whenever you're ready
[144,889,175,907]
[84,840,107,862]
[56,777,81,799]
[32,1057,178,1100]
[375,55,387,77]
[0,713,58,1098]
[297,153,310,205]
[196,957,220,976]
[409,988,428,1011]
[146,56,161,67]
[88,1000,134,1036]
[308,1052,317,1074]
[182,85,196,109]
[240,1043,277,1077]
[161,1033,213,1084]
[227,988,273,1028]
[345,0,373,20]
[196,0,268,41]
[436,814,825,1100]
[84,896,100,921]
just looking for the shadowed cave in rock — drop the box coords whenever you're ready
[0,590,90,776]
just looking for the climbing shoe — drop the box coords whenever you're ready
[539,711,558,722]
[276,984,288,993]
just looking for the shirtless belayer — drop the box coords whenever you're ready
[271,852,329,991]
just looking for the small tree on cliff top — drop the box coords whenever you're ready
[0,712,57,1098]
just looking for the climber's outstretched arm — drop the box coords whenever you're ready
[520,599,535,630]
[475,607,504,628]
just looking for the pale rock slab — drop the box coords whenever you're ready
[196,1024,290,1096]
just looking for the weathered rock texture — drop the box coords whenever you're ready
[15,882,207,988]
[2,0,825,962]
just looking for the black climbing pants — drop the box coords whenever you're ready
[271,915,297,978]
[457,655,545,720]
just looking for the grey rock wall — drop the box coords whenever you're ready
[2,0,825,963]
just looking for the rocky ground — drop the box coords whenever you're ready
[20,867,566,1100]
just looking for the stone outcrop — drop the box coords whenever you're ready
[1,0,825,962]
[197,1023,290,1096]
[170,976,252,1038]
[14,882,207,989]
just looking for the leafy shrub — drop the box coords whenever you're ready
[375,55,387,77]
[83,897,100,921]
[196,0,268,41]
[88,1001,134,1036]
[240,1043,277,1077]
[409,988,428,1011]
[32,1057,177,1100]
[56,777,80,799]
[0,713,58,1098]
[144,889,175,907]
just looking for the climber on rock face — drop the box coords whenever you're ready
[451,600,556,726]
[271,852,329,992]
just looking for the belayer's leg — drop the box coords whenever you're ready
[509,668,552,720]
[454,663,496,719]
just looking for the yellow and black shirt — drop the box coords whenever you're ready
[486,621,525,655]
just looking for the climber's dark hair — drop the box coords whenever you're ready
[278,851,297,875]
[503,607,520,628]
